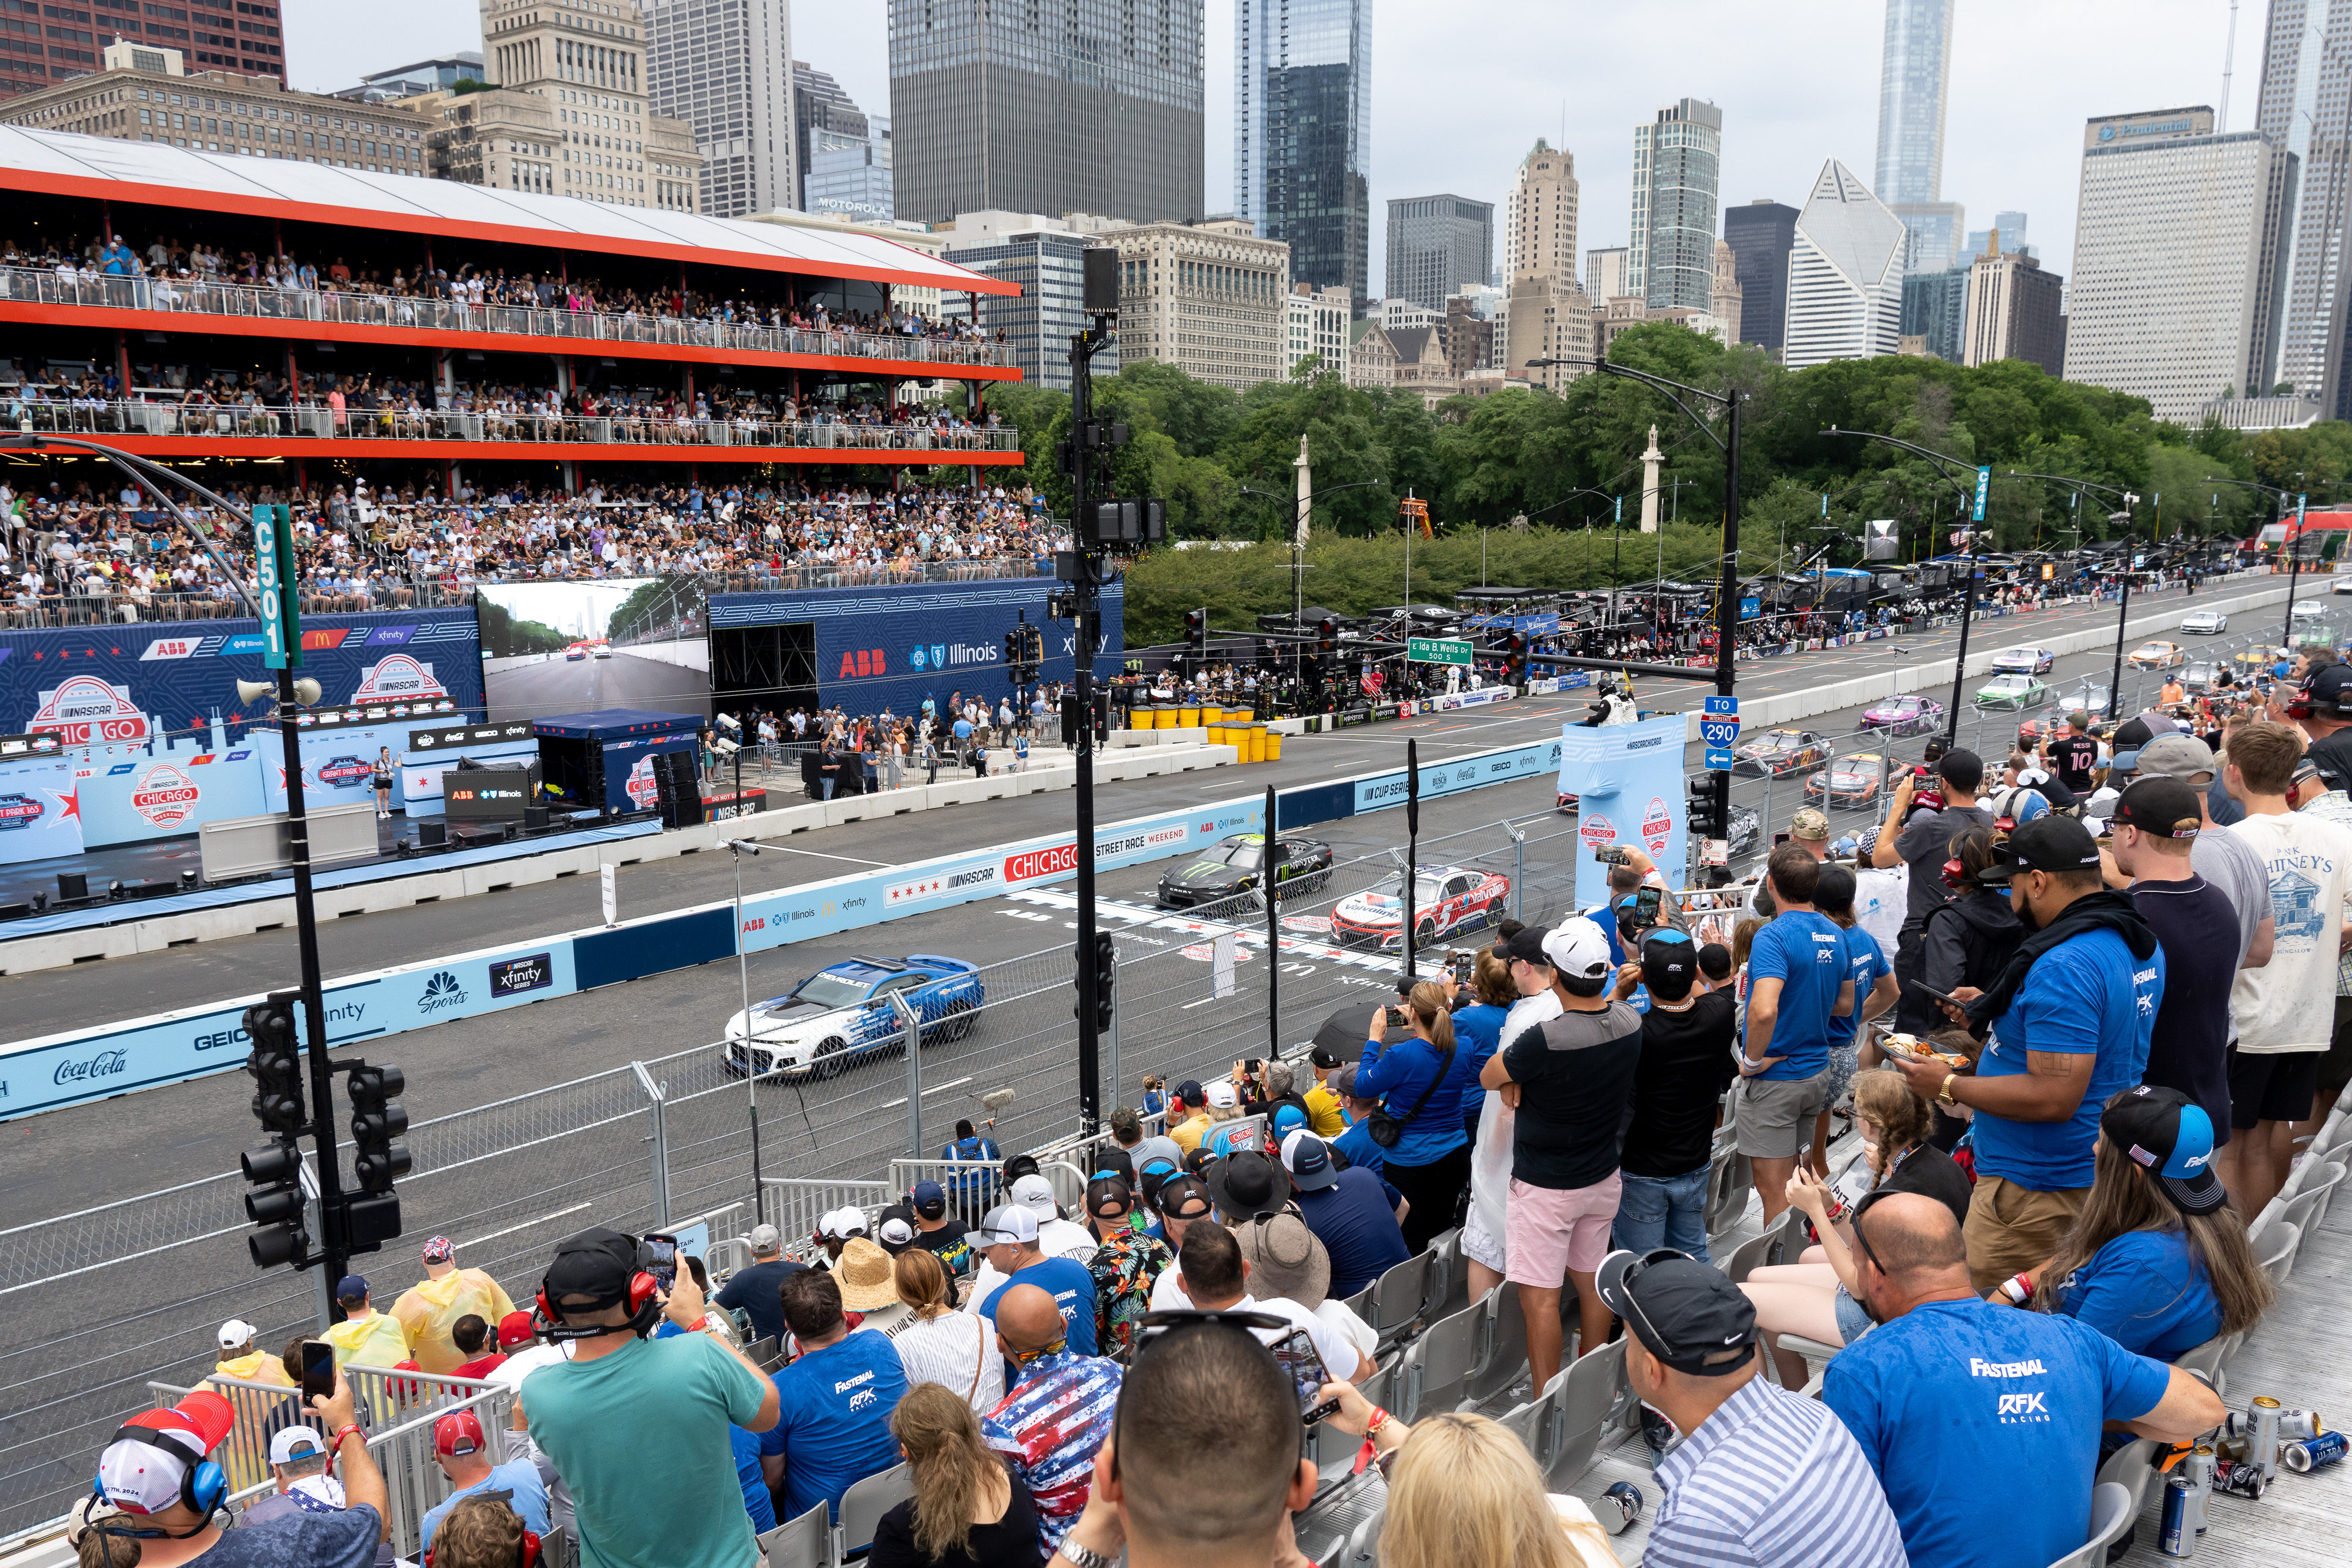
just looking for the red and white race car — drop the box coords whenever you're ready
[1329,864,1512,951]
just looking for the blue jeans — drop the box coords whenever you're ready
[1612,1166,1712,1265]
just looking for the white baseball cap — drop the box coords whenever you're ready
[1204,1080,1240,1109]
[268,1426,329,1466]
[216,1319,260,1353]
[1542,920,1613,981]
[1008,1173,1060,1219]
[975,1203,1039,1246]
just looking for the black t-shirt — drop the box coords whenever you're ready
[870,1477,1040,1568]
[1895,803,1998,928]
[1621,992,1739,1179]
[1865,1141,1975,1231]
[914,1217,975,1279]
[713,1258,806,1345]
[2129,874,2239,1146]
[2050,734,2101,794]
[1501,1002,1645,1190]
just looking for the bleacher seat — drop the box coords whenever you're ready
[1465,1284,1529,1405]
[756,1503,828,1568]
[1720,1229,1775,1286]
[2093,1437,2161,1527]
[1337,1278,1375,1325]
[1367,1251,1433,1352]
[1542,1339,1629,1490]
[2173,1333,2228,1397]
[1422,1227,1464,1320]
[835,1462,914,1562]
[2254,1221,2300,1289]
[1395,1298,1484,1422]
[745,1336,783,1373]
[1703,1145,1753,1241]
[2043,1481,2132,1568]
[537,1524,573,1568]
[2275,1164,2346,1276]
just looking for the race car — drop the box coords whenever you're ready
[2333,576,2352,595]
[565,647,588,661]
[1724,803,1762,860]
[2180,609,2229,634]
[1856,695,1945,738]
[1155,832,1334,908]
[1731,728,1829,778]
[593,646,613,660]
[1974,673,2051,710]
[2127,640,2185,670]
[1803,753,1890,811]
[724,954,985,1079]
[1989,646,2056,675]
[1329,864,1511,952]
[2293,599,2329,622]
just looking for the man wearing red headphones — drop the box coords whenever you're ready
[518,1228,779,1568]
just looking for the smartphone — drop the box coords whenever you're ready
[1593,847,1629,865]
[1635,885,1663,922]
[1268,1327,1343,1425]
[643,1232,679,1293]
[300,1341,336,1403]
[1772,831,1792,848]
[1243,1058,1263,1075]
[1451,952,1472,984]
[1385,1005,1411,1027]
[1905,978,1962,1014]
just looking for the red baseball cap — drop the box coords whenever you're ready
[433,1410,486,1459]
[496,1310,538,1350]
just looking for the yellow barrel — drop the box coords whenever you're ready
[1265,728,1284,761]
[1177,702,1200,728]
[1140,704,1161,729]
[1204,721,1225,750]
[1247,723,1268,763]
[1199,704,1221,727]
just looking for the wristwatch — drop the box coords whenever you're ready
[1057,1534,1118,1568]
[1936,1072,1959,1107]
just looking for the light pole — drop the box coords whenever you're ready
[1826,427,1982,744]
[726,838,768,1222]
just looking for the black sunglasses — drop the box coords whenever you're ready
[1108,1310,1291,1483]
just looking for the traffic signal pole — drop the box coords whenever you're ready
[278,631,349,1316]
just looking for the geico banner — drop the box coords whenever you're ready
[1352,738,1563,816]
[2,935,577,1120]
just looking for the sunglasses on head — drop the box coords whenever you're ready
[1108,1310,1292,1482]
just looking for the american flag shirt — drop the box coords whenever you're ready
[981,1349,1122,1556]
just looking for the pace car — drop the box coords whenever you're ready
[1974,674,2051,710]
[1857,696,1944,737]
[1804,753,1890,811]
[1989,646,2056,675]
[1156,833,1334,908]
[1329,865,1511,951]
[1731,729,1829,778]
[2180,609,2229,634]
[724,954,984,1079]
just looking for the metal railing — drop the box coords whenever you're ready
[0,263,1018,370]
[4,396,1022,452]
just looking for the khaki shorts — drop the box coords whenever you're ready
[1733,1071,1829,1161]
[1962,1175,2089,1294]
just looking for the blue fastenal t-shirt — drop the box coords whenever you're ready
[1972,928,2163,1191]
[2052,1228,2223,1362]
[1831,925,1890,1050]
[1742,912,1849,1079]
[978,1257,1098,1360]
[1824,1299,2171,1568]
[730,1425,777,1533]
[759,1331,911,1524]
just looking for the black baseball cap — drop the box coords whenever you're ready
[1085,1176,1135,1222]
[541,1228,641,1311]
[1594,1248,1757,1376]
[1498,924,1554,967]
[2299,663,2352,721]
[1155,1173,1213,1221]
[1975,815,2103,883]
[2111,777,2203,838]
[1934,747,1984,791]
[1640,929,1696,995]
[2101,1085,2226,1215]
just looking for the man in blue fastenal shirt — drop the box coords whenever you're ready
[1892,814,2163,1293]
[973,1202,1097,1369]
[760,1270,908,1526]
[1825,1192,2222,1568]
[1733,845,1855,1228]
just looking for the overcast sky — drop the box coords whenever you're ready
[286,0,2246,290]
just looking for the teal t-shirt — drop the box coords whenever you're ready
[523,1332,771,1568]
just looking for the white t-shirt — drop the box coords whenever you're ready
[488,1340,574,1392]
[1140,1278,1359,1378]
[2229,810,2352,1054]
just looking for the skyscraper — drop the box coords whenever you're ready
[1722,199,1798,352]
[2256,1,2351,407]
[1628,98,1723,310]
[643,0,791,219]
[1876,0,1955,203]
[807,116,892,222]
[1502,138,1591,395]
[791,61,867,212]
[1236,0,1372,307]
[1386,195,1493,310]
[1965,212,2030,260]
[889,0,1204,228]
[477,0,701,210]
[1,0,287,102]
[1782,161,1908,369]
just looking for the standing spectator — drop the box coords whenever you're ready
[2049,712,2103,798]
[1872,749,1996,1027]
[1464,928,1566,1302]
[2110,777,2241,1146]
[2217,720,2352,1214]
[1822,1193,2224,1568]
[418,1411,550,1555]
[1611,930,1736,1263]
[1280,1130,1409,1300]
[941,1121,1002,1226]
[1593,1248,1907,1568]
[390,1237,518,1375]
[714,1223,807,1348]
[1733,846,1856,1226]
[1812,863,1897,1178]
[1477,922,1645,1393]
[904,1181,978,1283]
[322,1275,412,1369]
[1164,1081,1213,1156]
[1892,815,2162,1291]
[981,1285,1121,1557]
[520,1228,780,1568]
[893,1250,1006,1416]
[1081,1177,1171,1360]
[818,738,842,800]
[1916,828,2025,1047]
[211,1318,291,1388]
[871,1383,1043,1568]
[1352,981,1478,1252]
[761,1269,910,1525]
[972,1205,1098,1359]
[2131,733,2274,982]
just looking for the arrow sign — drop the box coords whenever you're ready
[1703,695,1738,716]
[1699,718,1740,748]
[1704,747,1735,771]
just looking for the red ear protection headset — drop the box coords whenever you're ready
[533,1236,663,1342]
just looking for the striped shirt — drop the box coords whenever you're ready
[981,1349,1122,1557]
[1643,1372,1907,1568]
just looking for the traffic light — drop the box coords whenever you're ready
[1083,497,1167,551]
[1023,624,1045,667]
[1503,631,1529,686]
[343,1061,409,1255]
[1685,773,1726,840]
[240,1142,308,1268]
[1005,628,1023,670]
[1317,616,1339,656]
[243,992,305,1138]
[1184,608,1208,661]
[1078,930,1115,1028]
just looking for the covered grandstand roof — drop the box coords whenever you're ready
[0,126,1020,294]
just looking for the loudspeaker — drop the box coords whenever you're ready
[417,820,448,848]
[56,871,88,902]
[650,754,681,827]
[1083,246,1118,313]
[524,805,551,831]
[664,750,706,827]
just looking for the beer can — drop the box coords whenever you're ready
[2160,1476,2196,1557]
[1601,1481,1643,1535]
[2283,1432,2350,1474]
[2213,1435,2250,1465]
[2224,1402,2323,1442]
[2252,1396,2283,1479]
[2213,1459,2268,1499]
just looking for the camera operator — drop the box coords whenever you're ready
[1871,748,1995,1030]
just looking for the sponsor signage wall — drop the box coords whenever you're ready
[0,743,83,867]
[400,721,540,812]
[1556,716,1689,907]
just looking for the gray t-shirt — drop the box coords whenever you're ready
[2192,825,2269,969]
[1894,803,1999,929]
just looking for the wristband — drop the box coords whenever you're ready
[1365,1406,1390,1437]
[2000,1273,2032,1305]
[329,1423,363,1449]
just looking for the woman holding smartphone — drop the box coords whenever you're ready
[1355,981,1479,1253]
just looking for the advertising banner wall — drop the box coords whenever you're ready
[1557,716,1689,907]
[0,744,83,867]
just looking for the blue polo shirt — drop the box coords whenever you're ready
[1972,928,2161,1191]
[1742,912,1848,1079]
[1825,1299,2171,1568]
[1830,925,1890,1051]
[2052,1228,2222,1362]
[1329,1116,1384,1176]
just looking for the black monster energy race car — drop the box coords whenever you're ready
[1154,833,1334,909]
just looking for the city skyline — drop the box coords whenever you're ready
[278,0,2237,297]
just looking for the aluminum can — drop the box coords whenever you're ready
[2283,1432,2349,1474]
[2224,1402,2322,1442]
[1600,1481,1643,1535]
[2160,1476,2195,1557]
[2213,1459,2267,1499]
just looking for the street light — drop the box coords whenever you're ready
[725,838,768,1222]
[2202,475,2329,642]
[1824,427,1982,745]
[1238,477,1387,624]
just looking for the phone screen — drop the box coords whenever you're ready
[1268,1328,1342,1424]
[644,1233,679,1292]
[300,1341,336,1403]
[1772,832,1792,848]
[1636,886,1663,920]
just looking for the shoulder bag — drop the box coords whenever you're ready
[1365,1038,1458,1149]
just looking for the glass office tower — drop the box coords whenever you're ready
[1235,0,1372,309]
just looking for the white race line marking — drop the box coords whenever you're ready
[744,844,892,866]
[457,1202,593,1253]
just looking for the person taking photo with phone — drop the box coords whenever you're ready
[1354,981,1479,1253]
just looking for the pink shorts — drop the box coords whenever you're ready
[1505,1173,1623,1286]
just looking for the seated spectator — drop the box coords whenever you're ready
[1167,1222,1369,1382]
[972,1205,1098,1362]
[2002,1086,2272,1360]
[981,1285,1122,1557]
[521,1228,779,1567]
[419,1495,537,1568]
[1612,930,1738,1265]
[714,1222,806,1345]
[1325,1068,1388,1176]
[445,1316,507,1381]
[1082,1177,1173,1360]
[418,1411,550,1554]
[1823,1194,2225,1568]
[1140,1177,1218,1310]
[838,1237,917,1340]
[233,1423,389,1568]
[1008,1174,1098,1261]
[895,1249,1006,1415]
[815,1208,871,1270]
[321,1275,412,1369]
[763,1269,910,1524]
[873,1383,1043,1568]
[1279,1131,1409,1300]
[392,1236,518,1375]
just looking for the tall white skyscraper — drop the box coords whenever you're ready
[1502,138,1589,396]
[477,0,701,210]
[2255,0,2352,409]
[642,0,793,219]
[1628,98,1722,309]
[1782,161,1908,369]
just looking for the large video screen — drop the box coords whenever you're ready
[477,577,712,724]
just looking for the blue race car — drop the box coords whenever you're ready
[724,954,984,1079]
